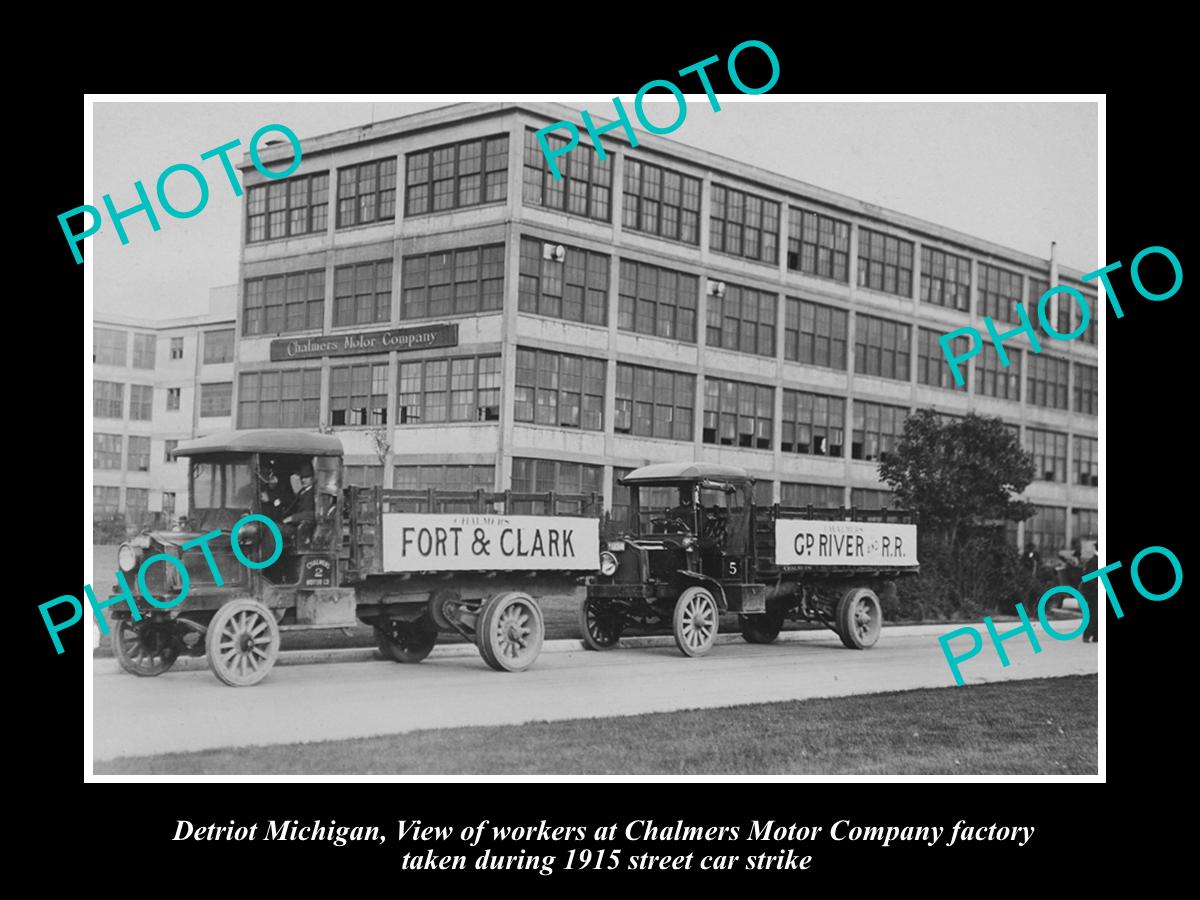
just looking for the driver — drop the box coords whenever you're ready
[282,463,316,526]
[259,460,293,519]
[662,489,695,533]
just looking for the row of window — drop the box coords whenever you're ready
[93,329,234,367]
[1027,505,1100,554]
[93,382,231,420]
[93,486,174,519]
[1026,430,1099,486]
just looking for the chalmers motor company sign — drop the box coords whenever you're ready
[269,323,458,361]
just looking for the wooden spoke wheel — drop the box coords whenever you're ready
[739,609,784,645]
[578,596,624,651]
[205,599,280,687]
[476,592,544,672]
[375,619,438,663]
[673,587,719,657]
[111,618,180,677]
[836,586,882,650]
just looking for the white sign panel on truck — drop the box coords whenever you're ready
[774,520,919,567]
[380,513,601,573]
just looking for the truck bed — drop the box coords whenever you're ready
[755,503,919,578]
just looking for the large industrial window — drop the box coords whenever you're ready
[125,488,150,524]
[126,435,151,472]
[199,382,232,418]
[402,245,504,319]
[709,184,780,264]
[617,259,699,342]
[782,482,844,509]
[1073,507,1098,540]
[246,172,329,243]
[237,368,321,428]
[976,347,1022,402]
[170,337,185,360]
[918,328,969,391]
[94,381,124,418]
[623,159,702,245]
[614,364,694,442]
[397,355,501,425]
[523,129,610,222]
[787,207,850,282]
[783,297,848,370]
[702,377,773,449]
[513,348,605,431]
[781,390,845,457]
[510,458,603,514]
[857,228,914,297]
[337,158,397,227]
[94,433,122,470]
[243,270,326,336]
[978,263,1024,323]
[203,329,234,364]
[851,488,897,510]
[1026,428,1068,483]
[851,400,908,462]
[334,260,393,327]
[129,385,154,421]
[328,362,389,426]
[1074,363,1098,415]
[854,313,911,382]
[1027,505,1067,554]
[1074,436,1098,487]
[706,282,777,357]
[518,237,610,326]
[132,333,156,369]
[94,328,127,366]
[94,486,120,517]
[406,136,508,216]
[920,246,972,311]
[1027,353,1069,410]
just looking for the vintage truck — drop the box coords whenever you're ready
[107,430,600,685]
[582,462,919,656]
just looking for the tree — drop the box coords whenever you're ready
[878,410,1035,548]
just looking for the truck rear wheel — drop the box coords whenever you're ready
[205,599,280,687]
[579,597,624,650]
[739,610,784,644]
[375,619,438,663]
[836,587,882,649]
[477,591,544,672]
[673,587,719,657]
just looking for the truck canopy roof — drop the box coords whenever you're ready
[620,461,752,486]
[173,429,344,458]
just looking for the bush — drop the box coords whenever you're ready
[889,534,1039,622]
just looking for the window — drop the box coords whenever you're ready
[394,465,493,491]
[918,328,968,391]
[706,282,777,357]
[337,158,397,227]
[617,259,698,342]
[783,297,848,370]
[510,458,603,514]
[702,377,773,449]
[513,348,605,430]
[94,486,120,517]
[94,381,124,418]
[614,364,694,441]
[978,263,1024,323]
[854,314,912,382]
[1027,505,1067,554]
[1074,436,1098,487]
[753,480,774,506]
[129,385,153,421]
[623,159,702,244]
[162,492,176,516]
[402,245,504,319]
[709,184,780,264]
[523,129,610,221]
[407,135,508,217]
[781,390,845,457]
[343,465,385,488]
[920,246,971,311]
[782,482,844,509]
[334,260,393,327]
[1080,288,1098,345]
[237,368,321,428]
[243,270,325,336]
[1026,428,1068,483]
[330,362,389,426]
[203,329,234,364]
[94,434,122,470]
[200,382,232,418]
[397,355,501,424]
[612,467,678,525]
[851,488,897,510]
[857,228,914,297]
[125,488,150,524]
[246,171,329,242]
[1030,277,1054,332]
[787,207,850,282]
[164,439,178,463]
[169,336,184,360]
[518,238,610,325]
[851,400,908,462]
[976,347,1022,402]
[1027,353,1069,410]
[166,387,181,410]
[132,333,156,369]
[94,328,127,366]
[1074,363,1098,415]
[126,435,151,472]
[1073,508,1098,541]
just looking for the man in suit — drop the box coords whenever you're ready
[282,463,316,526]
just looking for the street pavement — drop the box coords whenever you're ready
[92,622,1098,761]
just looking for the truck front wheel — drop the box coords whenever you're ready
[836,587,882,649]
[477,592,544,672]
[673,587,719,657]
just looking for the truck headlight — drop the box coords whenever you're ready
[600,551,618,576]
[117,543,139,572]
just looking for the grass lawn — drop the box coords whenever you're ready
[95,675,1096,776]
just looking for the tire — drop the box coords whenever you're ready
[836,587,882,649]
[476,592,544,672]
[375,619,438,663]
[205,599,281,687]
[673,587,719,657]
[427,587,461,632]
[739,610,784,645]
[111,618,180,676]
[578,596,624,651]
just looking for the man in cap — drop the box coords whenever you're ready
[282,462,316,527]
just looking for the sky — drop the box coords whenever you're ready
[90,98,1098,321]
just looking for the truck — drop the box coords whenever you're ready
[106,429,601,685]
[582,462,919,656]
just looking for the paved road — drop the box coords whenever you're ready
[92,623,1098,761]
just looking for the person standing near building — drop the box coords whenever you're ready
[1080,544,1099,642]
